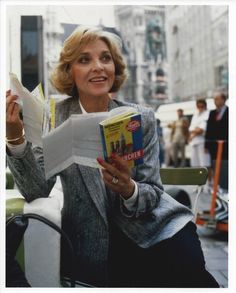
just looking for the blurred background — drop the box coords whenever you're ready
[6,5,228,107]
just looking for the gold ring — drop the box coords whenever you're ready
[112,176,119,184]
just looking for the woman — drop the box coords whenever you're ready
[6,26,218,288]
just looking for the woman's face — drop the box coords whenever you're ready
[71,39,115,99]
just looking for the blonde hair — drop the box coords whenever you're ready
[50,26,128,96]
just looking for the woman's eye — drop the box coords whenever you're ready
[78,56,90,64]
[101,54,112,62]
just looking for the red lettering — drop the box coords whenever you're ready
[123,149,144,161]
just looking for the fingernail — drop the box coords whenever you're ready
[97,157,104,164]
[111,153,117,159]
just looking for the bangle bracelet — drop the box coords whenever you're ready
[6,130,25,143]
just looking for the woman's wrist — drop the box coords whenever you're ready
[6,130,25,145]
[120,179,135,199]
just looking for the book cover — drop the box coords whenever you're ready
[100,113,144,168]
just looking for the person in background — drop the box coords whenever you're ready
[169,109,189,167]
[6,26,218,288]
[161,123,173,167]
[205,91,228,190]
[156,118,164,167]
[188,99,211,167]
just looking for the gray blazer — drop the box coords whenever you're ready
[7,97,193,284]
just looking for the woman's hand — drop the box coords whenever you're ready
[6,90,24,144]
[97,154,135,199]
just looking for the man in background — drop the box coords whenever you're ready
[188,99,211,168]
[205,91,228,190]
[169,109,189,167]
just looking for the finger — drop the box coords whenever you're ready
[11,103,21,119]
[7,101,19,118]
[97,157,121,178]
[109,154,130,172]
[6,103,21,123]
[102,173,121,192]
[103,179,120,192]
[6,89,11,97]
[6,95,19,112]
[6,102,17,118]
[101,170,114,185]
[6,94,19,106]
[101,167,130,192]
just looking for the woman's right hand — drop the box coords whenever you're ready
[6,90,24,144]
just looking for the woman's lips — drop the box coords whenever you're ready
[89,77,107,82]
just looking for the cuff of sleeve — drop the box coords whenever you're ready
[120,179,138,209]
[6,140,27,157]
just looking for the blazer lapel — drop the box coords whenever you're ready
[78,165,109,226]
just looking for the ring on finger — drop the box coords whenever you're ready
[112,176,119,184]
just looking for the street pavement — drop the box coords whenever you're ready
[185,186,228,288]
[197,225,228,288]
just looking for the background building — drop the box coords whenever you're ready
[166,5,228,102]
[114,5,168,107]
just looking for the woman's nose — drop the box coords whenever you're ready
[92,59,104,71]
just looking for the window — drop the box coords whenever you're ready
[21,16,44,91]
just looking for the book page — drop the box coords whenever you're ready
[71,113,106,168]
[43,119,73,180]
[9,73,44,147]
[43,112,108,179]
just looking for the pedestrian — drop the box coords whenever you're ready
[205,91,228,190]
[188,99,211,168]
[6,26,219,288]
[156,118,165,166]
[169,109,189,167]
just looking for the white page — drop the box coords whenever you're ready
[9,73,44,146]
[71,113,107,168]
[43,119,73,179]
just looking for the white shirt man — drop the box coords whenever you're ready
[188,99,211,167]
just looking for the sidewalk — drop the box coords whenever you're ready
[198,225,228,288]
[191,187,228,288]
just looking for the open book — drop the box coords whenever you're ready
[8,73,143,179]
[43,106,143,179]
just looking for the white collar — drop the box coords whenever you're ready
[79,100,87,114]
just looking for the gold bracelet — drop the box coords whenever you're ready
[6,130,25,143]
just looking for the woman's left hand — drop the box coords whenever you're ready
[97,154,135,199]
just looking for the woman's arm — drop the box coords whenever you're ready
[7,143,57,202]
[6,89,56,202]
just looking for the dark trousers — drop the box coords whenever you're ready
[108,221,219,288]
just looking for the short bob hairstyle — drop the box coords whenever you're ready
[50,26,128,96]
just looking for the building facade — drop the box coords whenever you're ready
[166,5,228,102]
[114,5,168,107]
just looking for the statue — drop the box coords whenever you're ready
[145,18,164,62]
